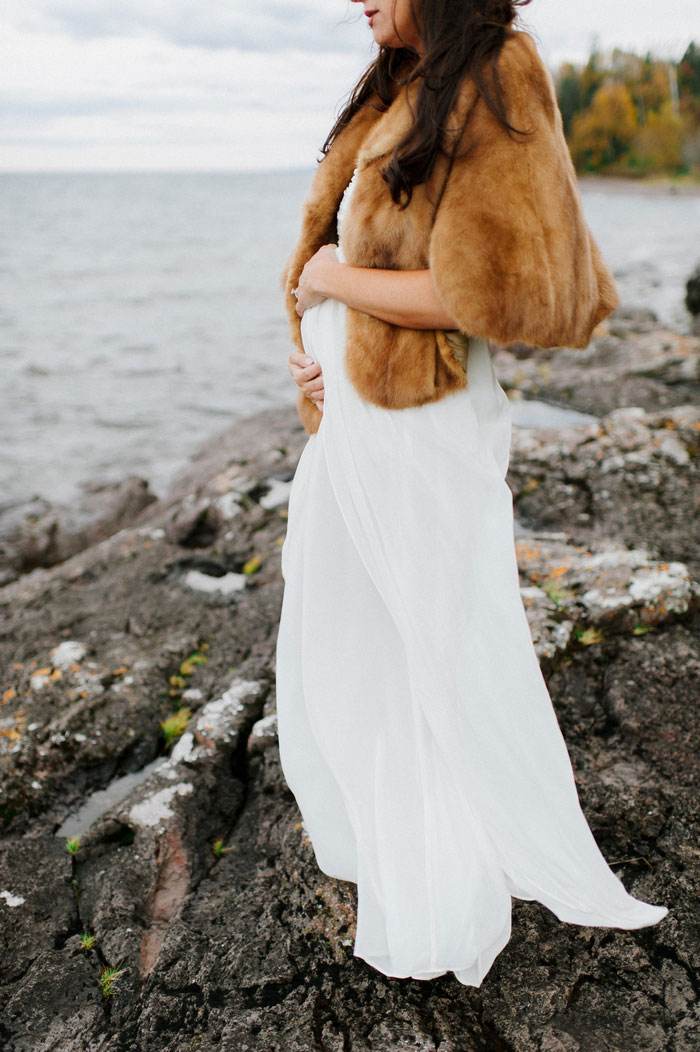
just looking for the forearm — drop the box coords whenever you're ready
[317,260,460,330]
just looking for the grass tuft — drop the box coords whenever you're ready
[160,707,193,747]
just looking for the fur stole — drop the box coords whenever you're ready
[283,30,619,435]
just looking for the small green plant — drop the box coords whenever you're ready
[179,651,208,676]
[65,836,80,854]
[160,707,193,748]
[575,626,604,646]
[542,582,576,606]
[80,933,96,951]
[168,642,209,697]
[632,624,656,636]
[212,838,234,857]
[243,554,262,575]
[99,965,125,997]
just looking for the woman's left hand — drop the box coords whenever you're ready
[294,244,339,317]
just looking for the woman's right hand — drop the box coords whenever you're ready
[288,350,325,412]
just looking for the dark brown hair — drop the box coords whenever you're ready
[323,0,533,206]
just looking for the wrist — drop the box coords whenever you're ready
[317,258,344,300]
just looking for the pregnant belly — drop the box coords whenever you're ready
[300,297,343,370]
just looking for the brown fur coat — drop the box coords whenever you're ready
[282,30,619,436]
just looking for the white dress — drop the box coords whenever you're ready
[275,170,668,987]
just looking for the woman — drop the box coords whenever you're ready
[275,0,668,987]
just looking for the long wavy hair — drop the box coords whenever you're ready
[322,0,533,206]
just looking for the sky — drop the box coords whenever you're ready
[1,0,698,172]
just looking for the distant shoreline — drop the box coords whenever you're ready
[578,174,700,196]
[1,169,699,195]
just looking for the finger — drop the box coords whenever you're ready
[288,356,320,382]
[302,377,325,395]
[292,358,321,379]
[289,350,314,366]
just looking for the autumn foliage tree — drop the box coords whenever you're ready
[570,82,639,169]
[557,41,700,175]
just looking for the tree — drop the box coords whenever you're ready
[569,82,639,170]
[557,63,584,136]
[678,42,700,97]
[635,102,684,171]
[678,41,700,124]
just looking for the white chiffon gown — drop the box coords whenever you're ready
[275,170,668,987]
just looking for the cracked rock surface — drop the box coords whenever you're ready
[1,401,698,1052]
[493,307,700,417]
[509,404,700,578]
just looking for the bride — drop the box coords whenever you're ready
[275,0,668,987]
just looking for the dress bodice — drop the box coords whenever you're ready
[336,168,359,265]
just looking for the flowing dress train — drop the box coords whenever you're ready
[275,171,668,987]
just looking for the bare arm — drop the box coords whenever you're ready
[288,244,461,422]
[294,245,460,330]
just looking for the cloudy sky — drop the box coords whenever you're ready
[1,0,698,171]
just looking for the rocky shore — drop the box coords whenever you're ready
[1,307,699,1052]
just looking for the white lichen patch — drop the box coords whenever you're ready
[553,621,575,649]
[520,585,574,659]
[72,663,106,699]
[520,585,555,608]
[50,641,87,669]
[250,713,278,741]
[163,679,262,768]
[128,782,194,828]
[137,526,166,540]
[580,587,635,615]
[655,432,691,466]
[183,569,247,595]
[215,492,243,520]
[195,679,261,742]
[0,889,25,908]
[628,564,693,614]
[182,687,204,702]
[517,533,695,639]
[259,478,293,510]
[168,730,197,765]
[583,549,650,571]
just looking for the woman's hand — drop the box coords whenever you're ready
[288,349,325,411]
[294,244,340,317]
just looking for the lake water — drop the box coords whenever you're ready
[1,171,699,507]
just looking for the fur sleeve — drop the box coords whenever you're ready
[296,388,323,435]
[428,32,618,350]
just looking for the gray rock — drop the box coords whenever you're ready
[0,475,157,586]
[493,310,700,416]
[508,404,700,577]
[686,262,700,317]
[0,402,698,1051]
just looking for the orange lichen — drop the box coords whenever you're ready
[0,728,22,741]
